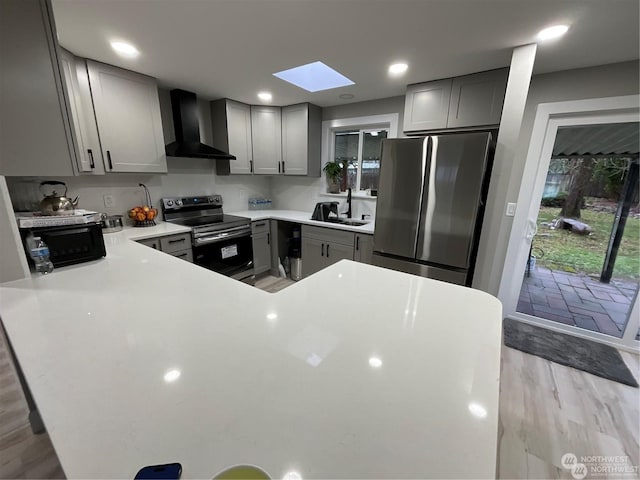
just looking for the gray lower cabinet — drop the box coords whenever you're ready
[137,233,192,262]
[301,225,355,277]
[354,234,374,264]
[251,221,271,275]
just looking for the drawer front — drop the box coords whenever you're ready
[302,224,355,247]
[251,220,270,235]
[137,238,160,250]
[169,248,193,263]
[159,233,191,253]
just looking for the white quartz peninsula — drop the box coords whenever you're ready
[0,227,502,479]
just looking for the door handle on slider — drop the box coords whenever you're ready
[326,244,330,257]
[321,243,324,256]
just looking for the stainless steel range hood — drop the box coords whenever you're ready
[165,89,235,160]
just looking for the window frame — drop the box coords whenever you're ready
[322,113,399,193]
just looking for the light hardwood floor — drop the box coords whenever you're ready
[1,275,638,479]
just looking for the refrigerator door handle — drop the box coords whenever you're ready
[414,137,431,255]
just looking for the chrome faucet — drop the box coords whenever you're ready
[342,187,352,219]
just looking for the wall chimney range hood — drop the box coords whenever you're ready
[165,89,235,160]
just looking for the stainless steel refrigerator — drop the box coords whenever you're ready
[372,132,493,286]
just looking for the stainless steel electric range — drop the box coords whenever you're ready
[161,195,254,283]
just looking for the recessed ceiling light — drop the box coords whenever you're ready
[339,93,354,100]
[163,369,181,383]
[110,40,139,58]
[273,61,354,93]
[368,356,383,368]
[537,25,569,41]
[388,62,408,75]
[257,91,272,102]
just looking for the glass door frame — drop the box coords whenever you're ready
[499,95,640,352]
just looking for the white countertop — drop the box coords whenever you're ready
[229,210,375,234]
[0,221,502,479]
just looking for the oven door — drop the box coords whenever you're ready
[193,226,254,280]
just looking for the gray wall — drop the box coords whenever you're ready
[323,96,406,134]
[474,60,640,295]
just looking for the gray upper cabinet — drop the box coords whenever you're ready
[0,0,77,176]
[211,99,253,175]
[88,60,167,173]
[59,50,105,174]
[403,79,453,133]
[447,69,508,128]
[281,103,321,177]
[250,106,282,175]
[403,69,508,133]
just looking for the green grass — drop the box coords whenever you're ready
[534,206,640,280]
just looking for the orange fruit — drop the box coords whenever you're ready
[147,210,156,220]
[136,212,146,222]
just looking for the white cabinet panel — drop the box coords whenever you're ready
[404,79,452,132]
[250,106,281,175]
[211,99,253,175]
[281,103,321,177]
[88,60,167,173]
[60,51,104,174]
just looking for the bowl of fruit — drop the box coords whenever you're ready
[129,183,158,227]
[129,205,157,227]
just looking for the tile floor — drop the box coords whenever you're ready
[518,266,638,337]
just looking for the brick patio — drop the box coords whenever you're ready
[517,266,638,337]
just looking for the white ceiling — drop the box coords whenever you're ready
[52,0,639,108]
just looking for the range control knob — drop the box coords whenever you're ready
[175,199,183,206]
[166,200,174,206]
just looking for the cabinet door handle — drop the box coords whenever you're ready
[267,232,270,245]
[278,161,281,173]
[176,252,188,258]
[282,161,285,174]
[327,244,330,257]
[168,238,186,244]
[250,160,253,173]
[255,222,266,227]
[356,236,360,251]
[106,150,113,170]
[321,243,324,257]
[87,149,95,169]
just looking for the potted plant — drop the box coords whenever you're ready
[323,161,342,193]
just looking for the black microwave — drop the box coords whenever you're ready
[20,222,106,268]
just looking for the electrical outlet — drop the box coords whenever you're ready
[103,195,115,208]
[506,202,517,217]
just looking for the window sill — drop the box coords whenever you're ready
[319,192,378,201]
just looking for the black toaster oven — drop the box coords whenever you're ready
[21,222,106,268]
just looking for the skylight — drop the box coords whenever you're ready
[273,61,355,93]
